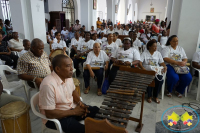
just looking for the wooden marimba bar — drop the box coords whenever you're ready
[95,67,156,132]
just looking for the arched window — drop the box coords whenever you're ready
[1,0,11,21]
[62,0,75,26]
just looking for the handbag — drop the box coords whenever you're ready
[148,66,165,81]
[171,65,189,74]
[102,78,109,94]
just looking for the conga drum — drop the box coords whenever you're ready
[0,101,31,133]
[73,78,81,96]
[49,49,68,61]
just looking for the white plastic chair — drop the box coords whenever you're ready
[0,65,28,100]
[161,72,167,99]
[188,61,200,101]
[27,81,39,102]
[31,92,64,133]
[31,92,83,133]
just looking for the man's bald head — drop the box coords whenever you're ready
[31,38,44,57]
[31,38,44,48]
[93,42,100,48]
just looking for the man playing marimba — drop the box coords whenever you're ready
[39,54,99,133]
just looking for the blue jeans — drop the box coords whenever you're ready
[83,68,104,88]
[166,65,192,94]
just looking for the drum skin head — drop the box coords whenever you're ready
[0,101,29,119]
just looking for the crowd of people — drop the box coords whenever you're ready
[0,16,198,133]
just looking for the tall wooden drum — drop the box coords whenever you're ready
[0,101,31,133]
[73,78,81,96]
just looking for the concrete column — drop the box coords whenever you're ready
[107,0,115,24]
[10,0,49,54]
[166,0,173,27]
[170,0,182,36]
[124,0,128,24]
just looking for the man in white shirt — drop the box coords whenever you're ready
[19,39,30,57]
[107,25,115,34]
[51,32,67,52]
[97,25,107,34]
[114,24,123,35]
[123,25,130,35]
[61,27,69,40]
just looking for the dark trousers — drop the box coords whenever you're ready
[108,66,119,85]
[83,68,104,88]
[70,48,77,58]
[147,75,163,98]
[0,53,18,68]
[45,106,99,133]
[66,40,71,47]
[73,58,86,76]
[105,60,113,77]
[194,70,199,77]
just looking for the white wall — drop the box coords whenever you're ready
[48,0,62,12]
[118,0,125,24]
[127,0,132,23]
[176,0,200,59]
[138,0,167,21]
[97,0,107,21]
[0,9,3,21]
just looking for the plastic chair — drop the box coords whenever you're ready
[188,61,200,101]
[31,92,64,133]
[0,65,28,100]
[161,72,167,99]
[31,92,83,133]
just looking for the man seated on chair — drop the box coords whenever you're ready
[192,51,200,77]
[50,32,67,53]
[0,77,24,107]
[17,38,51,88]
[39,54,99,133]
[8,32,24,52]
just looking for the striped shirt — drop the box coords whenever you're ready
[17,51,51,78]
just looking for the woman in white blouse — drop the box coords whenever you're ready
[161,35,192,98]
[84,43,109,96]
[101,33,118,58]
[51,32,67,52]
[51,26,57,38]
[139,39,167,104]
[8,32,24,52]
[109,37,140,84]
[113,32,122,47]
[70,32,82,58]
[73,32,93,77]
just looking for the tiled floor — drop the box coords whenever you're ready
[0,73,200,133]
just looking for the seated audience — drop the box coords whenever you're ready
[113,32,122,47]
[46,32,52,44]
[114,24,123,35]
[107,25,115,34]
[140,29,151,44]
[129,31,142,51]
[73,32,93,76]
[74,19,81,31]
[151,19,160,40]
[101,33,118,58]
[107,19,113,27]
[91,33,102,45]
[90,26,97,34]
[0,78,24,107]
[123,25,130,35]
[69,24,74,31]
[109,37,140,84]
[96,17,102,29]
[51,26,57,38]
[51,32,67,52]
[8,32,24,52]
[17,38,51,88]
[99,32,107,43]
[66,28,75,47]
[61,27,69,40]
[0,19,6,36]
[192,51,200,77]
[79,31,85,41]
[4,19,13,36]
[161,35,192,98]
[159,21,166,33]
[97,25,107,34]
[84,43,109,95]
[158,30,168,48]
[70,31,82,58]
[139,39,167,104]
[0,33,18,68]
[19,39,30,57]
[39,54,99,133]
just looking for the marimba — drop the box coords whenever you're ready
[95,67,155,132]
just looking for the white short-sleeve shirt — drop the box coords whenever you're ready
[133,38,142,47]
[90,39,102,48]
[114,28,123,35]
[71,38,82,48]
[97,29,107,34]
[192,51,200,65]
[52,38,67,50]
[161,45,187,63]
[85,50,109,68]
[51,29,57,37]
[101,41,118,57]
[8,39,24,50]
[107,30,115,34]
[100,37,107,43]
[61,30,69,39]
[114,39,122,47]
[77,40,93,53]
[123,30,129,35]
[19,50,28,57]
[112,47,140,63]
[140,50,164,70]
